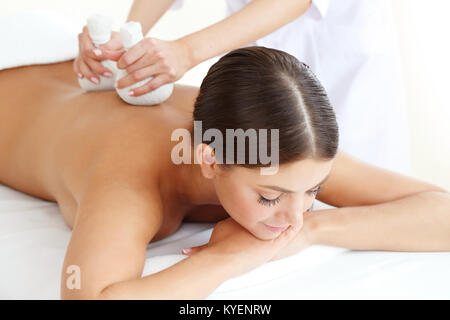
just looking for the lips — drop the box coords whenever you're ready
[263,223,289,233]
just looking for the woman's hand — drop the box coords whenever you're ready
[268,221,312,261]
[115,38,193,96]
[181,218,302,278]
[74,26,125,83]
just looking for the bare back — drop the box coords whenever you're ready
[0,61,204,240]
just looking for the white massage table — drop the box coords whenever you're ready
[1,182,450,300]
[1,10,449,300]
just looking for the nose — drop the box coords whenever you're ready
[282,196,304,228]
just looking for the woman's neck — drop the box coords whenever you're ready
[172,161,220,207]
[165,125,220,208]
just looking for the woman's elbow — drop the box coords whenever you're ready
[424,185,449,195]
[60,285,106,300]
[61,290,103,300]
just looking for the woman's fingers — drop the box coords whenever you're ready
[78,59,99,84]
[130,74,172,97]
[77,26,104,81]
[80,32,102,61]
[102,49,125,62]
[114,38,189,95]
[85,57,113,78]
[125,52,159,75]
[273,225,300,246]
[115,63,161,89]
[90,47,125,62]
[102,31,124,51]
[73,58,82,79]
[182,244,208,256]
[79,28,120,62]
[76,27,125,80]
[117,40,148,69]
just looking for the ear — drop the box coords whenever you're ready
[196,143,217,179]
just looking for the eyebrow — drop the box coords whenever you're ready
[258,174,330,194]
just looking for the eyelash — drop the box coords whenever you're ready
[309,186,322,197]
[257,186,322,207]
[257,195,282,207]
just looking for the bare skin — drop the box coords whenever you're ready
[1,61,449,299]
[76,0,312,95]
[0,61,303,299]
[0,61,226,239]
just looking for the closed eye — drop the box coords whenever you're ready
[257,186,323,207]
[257,195,282,207]
[307,186,322,197]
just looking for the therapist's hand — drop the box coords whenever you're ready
[74,26,125,84]
[115,38,192,96]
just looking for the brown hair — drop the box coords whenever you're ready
[192,46,339,167]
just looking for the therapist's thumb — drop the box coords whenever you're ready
[98,49,125,62]
[96,32,125,61]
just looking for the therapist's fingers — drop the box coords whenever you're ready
[73,57,82,79]
[115,63,161,89]
[85,57,113,78]
[76,28,94,79]
[85,47,123,62]
[125,52,159,75]
[130,74,172,97]
[95,49,125,62]
[78,59,99,84]
[79,27,102,61]
[116,40,148,69]
[86,58,112,76]
[82,31,124,62]
[101,31,124,51]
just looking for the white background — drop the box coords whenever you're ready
[2,0,449,190]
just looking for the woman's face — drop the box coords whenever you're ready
[212,158,334,240]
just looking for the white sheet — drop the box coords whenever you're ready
[1,10,449,300]
[0,10,78,71]
[1,182,450,299]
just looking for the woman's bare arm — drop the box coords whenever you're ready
[115,0,312,95]
[61,180,237,299]
[128,0,312,67]
[127,0,177,35]
[180,0,312,68]
[317,151,447,208]
[309,190,450,252]
[100,246,236,300]
[275,151,450,256]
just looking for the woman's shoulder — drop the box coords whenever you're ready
[74,141,184,242]
[86,135,165,191]
[75,145,166,232]
[164,84,199,114]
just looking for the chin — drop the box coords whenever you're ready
[250,226,278,241]
[253,233,273,241]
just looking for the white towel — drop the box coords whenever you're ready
[141,201,342,297]
[142,245,347,296]
[0,10,78,71]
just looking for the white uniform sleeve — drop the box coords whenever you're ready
[169,0,185,11]
[305,0,330,20]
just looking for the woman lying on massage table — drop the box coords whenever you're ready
[0,46,448,300]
